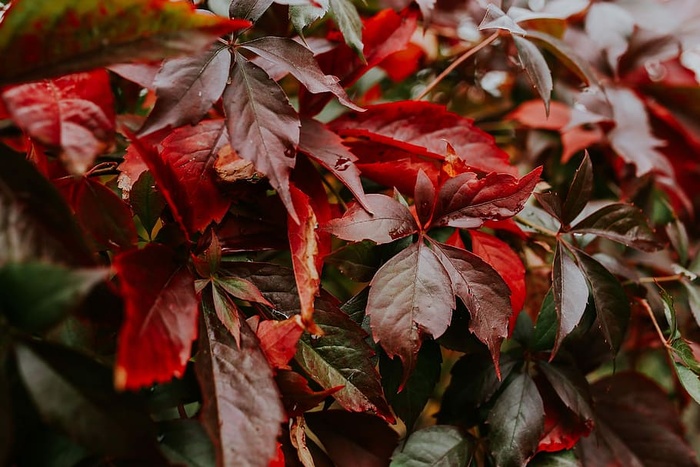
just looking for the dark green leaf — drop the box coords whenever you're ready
[487,372,544,467]
[305,410,398,467]
[391,425,471,467]
[196,300,285,467]
[0,262,105,333]
[0,148,92,266]
[538,362,594,423]
[552,241,588,354]
[14,339,163,462]
[380,340,442,431]
[158,419,216,467]
[328,0,364,58]
[128,171,165,237]
[562,152,593,225]
[532,288,557,352]
[326,241,379,282]
[513,35,553,115]
[571,203,659,251]
[675,363,700,406]
[571,247,630,353]
[0,0,248,86]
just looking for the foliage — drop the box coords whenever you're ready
[2,0,700,466]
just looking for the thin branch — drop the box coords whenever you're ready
[623,274,683,287]
[639,299,670,348]
[414,31,500,101]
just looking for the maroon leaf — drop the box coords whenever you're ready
[561,152,594,225]
[435,167,542,229]
[256,316,305,371]
[305,410,399,467]
[0,0,250,86]
[433,242,512,373]
[298,118,372,213]
[239,37,361,111]
[288,185,322,332]
[578,372,698,467]
[326,194,418,244]
[512,35,553,115]
[367,241,454,381]
[113,244,198,390]
[552,240,588,354]
[469,231,526,327]
[571,203,660,251]
[414,169,436,228]
[229,0,275,22]
[331,102,517,179]
[276,370,342,417]
[139,45,231,136]
[224,52,301,222]
[196,301,285,467]
[1,70,115,174]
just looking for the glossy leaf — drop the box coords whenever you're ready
[488,372,545,467]
[391,425,471,467]
[434,167,542,229]
[331,102,517,179]
[379,339,442,431]
[513,35,553,115]
[1,70,115,174]
[0,148,92,266]
[288,185,321,331]
[0,262,105,333]
[240,37,360,111]
[434,242,512,372]
[0,0,249,85]
[139,45,231,136]
[571,203,659,251]
[224,53,301,222]
[532,289,557,352]
[561,153,593,225]
[326,194,418,244]
[305,410,399,467]
[552,241,588,354]
[299,118,372,213]
[196,302,285,467]
[368,242,454,381]
[538,362,594,424]
[55,177,138,251]
[113,243,198,390]
[14,339,163,461]
[570,247,629,353]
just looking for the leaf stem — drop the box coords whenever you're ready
[414,31,500,101]
[623,274,683,287]
[639,299,670,348]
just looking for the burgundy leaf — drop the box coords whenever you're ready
[288,185,322,332]
[239,37,361,111]
[55,177,137,252]
[414,169,436,228]
[196,302,285,467]
[367,241,454,382]
[276,370,342,417]
[513,36,553,115]
[1,70,115,174]
[139,45,231,136]
[433,242,512,373]
[230,0,275,22]
[331,102,517,178]
[435,167,542,229]
[552,240,588,354]
[113,244,198,390]
[224,53,301,222]
[571,203,660,251]
[298,118,372,213]
[325,194,418,244]
[561,152,593,225]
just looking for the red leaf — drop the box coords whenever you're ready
[414,169,436,228]
[139,45,231,136]
[435,167,542,229]
[368,242,454,382]
[113,244,198,390]
[331,102,517,190]
[536,384,592,453]
[276,370,343,417]
[470,231,527,331]
[257,317,305,371]
[325,194,418,245]
[126,119,232,236]
[55,177,138,252]
[224,52,301,222]
[0,0,250,86]
[300,9,418,115]
[1,70,115,174]
[298,118,372,213]
[379,43,425,83]
[288,185,322,332]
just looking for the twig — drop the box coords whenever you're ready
[414,31,500,101]
[639,299,670,348]
[623,274,683,287]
